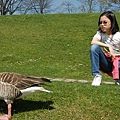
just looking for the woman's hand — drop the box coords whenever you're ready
[108,45,115,58]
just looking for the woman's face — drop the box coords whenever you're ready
[99,15,112,35]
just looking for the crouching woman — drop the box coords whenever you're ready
[90,11,120,86]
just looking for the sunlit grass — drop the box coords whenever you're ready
[0,14,98,80]
[0,13,120,119]
[2,82,118,120]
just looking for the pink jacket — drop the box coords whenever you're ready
[101,53,120,79]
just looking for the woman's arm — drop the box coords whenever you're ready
[91,37,115,58]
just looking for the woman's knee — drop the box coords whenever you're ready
[90,44,100,52]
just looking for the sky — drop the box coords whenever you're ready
[13,0,79,15]
[52,0,79,13]
[53,0,78,6]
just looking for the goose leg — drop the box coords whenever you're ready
[0,104,12,120]
[7,104,12,119]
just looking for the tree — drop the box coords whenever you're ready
[0,0,23,15]
[20,0,53,14]
[77,0,97,13]
[77,0,120,13]
[62,1,75,13]
[53,1,78,14]
[98,0,120,12]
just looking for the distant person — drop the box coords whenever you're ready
[90,11,120,86]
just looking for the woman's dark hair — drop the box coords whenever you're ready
[98,11,119,34]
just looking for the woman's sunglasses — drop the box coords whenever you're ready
[100,21,108,25]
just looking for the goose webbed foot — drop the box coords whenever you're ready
[0,103,12,120]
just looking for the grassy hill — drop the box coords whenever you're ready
[0,13,120,120]
[1,13,119,81]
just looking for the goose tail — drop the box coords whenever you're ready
[26,76,51,83]
[40,78,51,83]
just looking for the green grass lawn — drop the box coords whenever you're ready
[0,13,117,81]
[0,81,119,120]
[0,13,120,119]
[0,13,99,80]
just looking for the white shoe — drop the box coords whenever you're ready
[91,75,102,86]
[115,80,120,85]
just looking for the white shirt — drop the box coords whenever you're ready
[93,31,120,54]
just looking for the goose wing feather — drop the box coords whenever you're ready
[0,72,50,90]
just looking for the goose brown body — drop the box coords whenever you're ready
[0,81,22,104]
[0,72,51,119]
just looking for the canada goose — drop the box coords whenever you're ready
[0,72,52,120]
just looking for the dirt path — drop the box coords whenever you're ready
[50,78,115,85]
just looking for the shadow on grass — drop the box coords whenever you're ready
[0,99,54,115]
